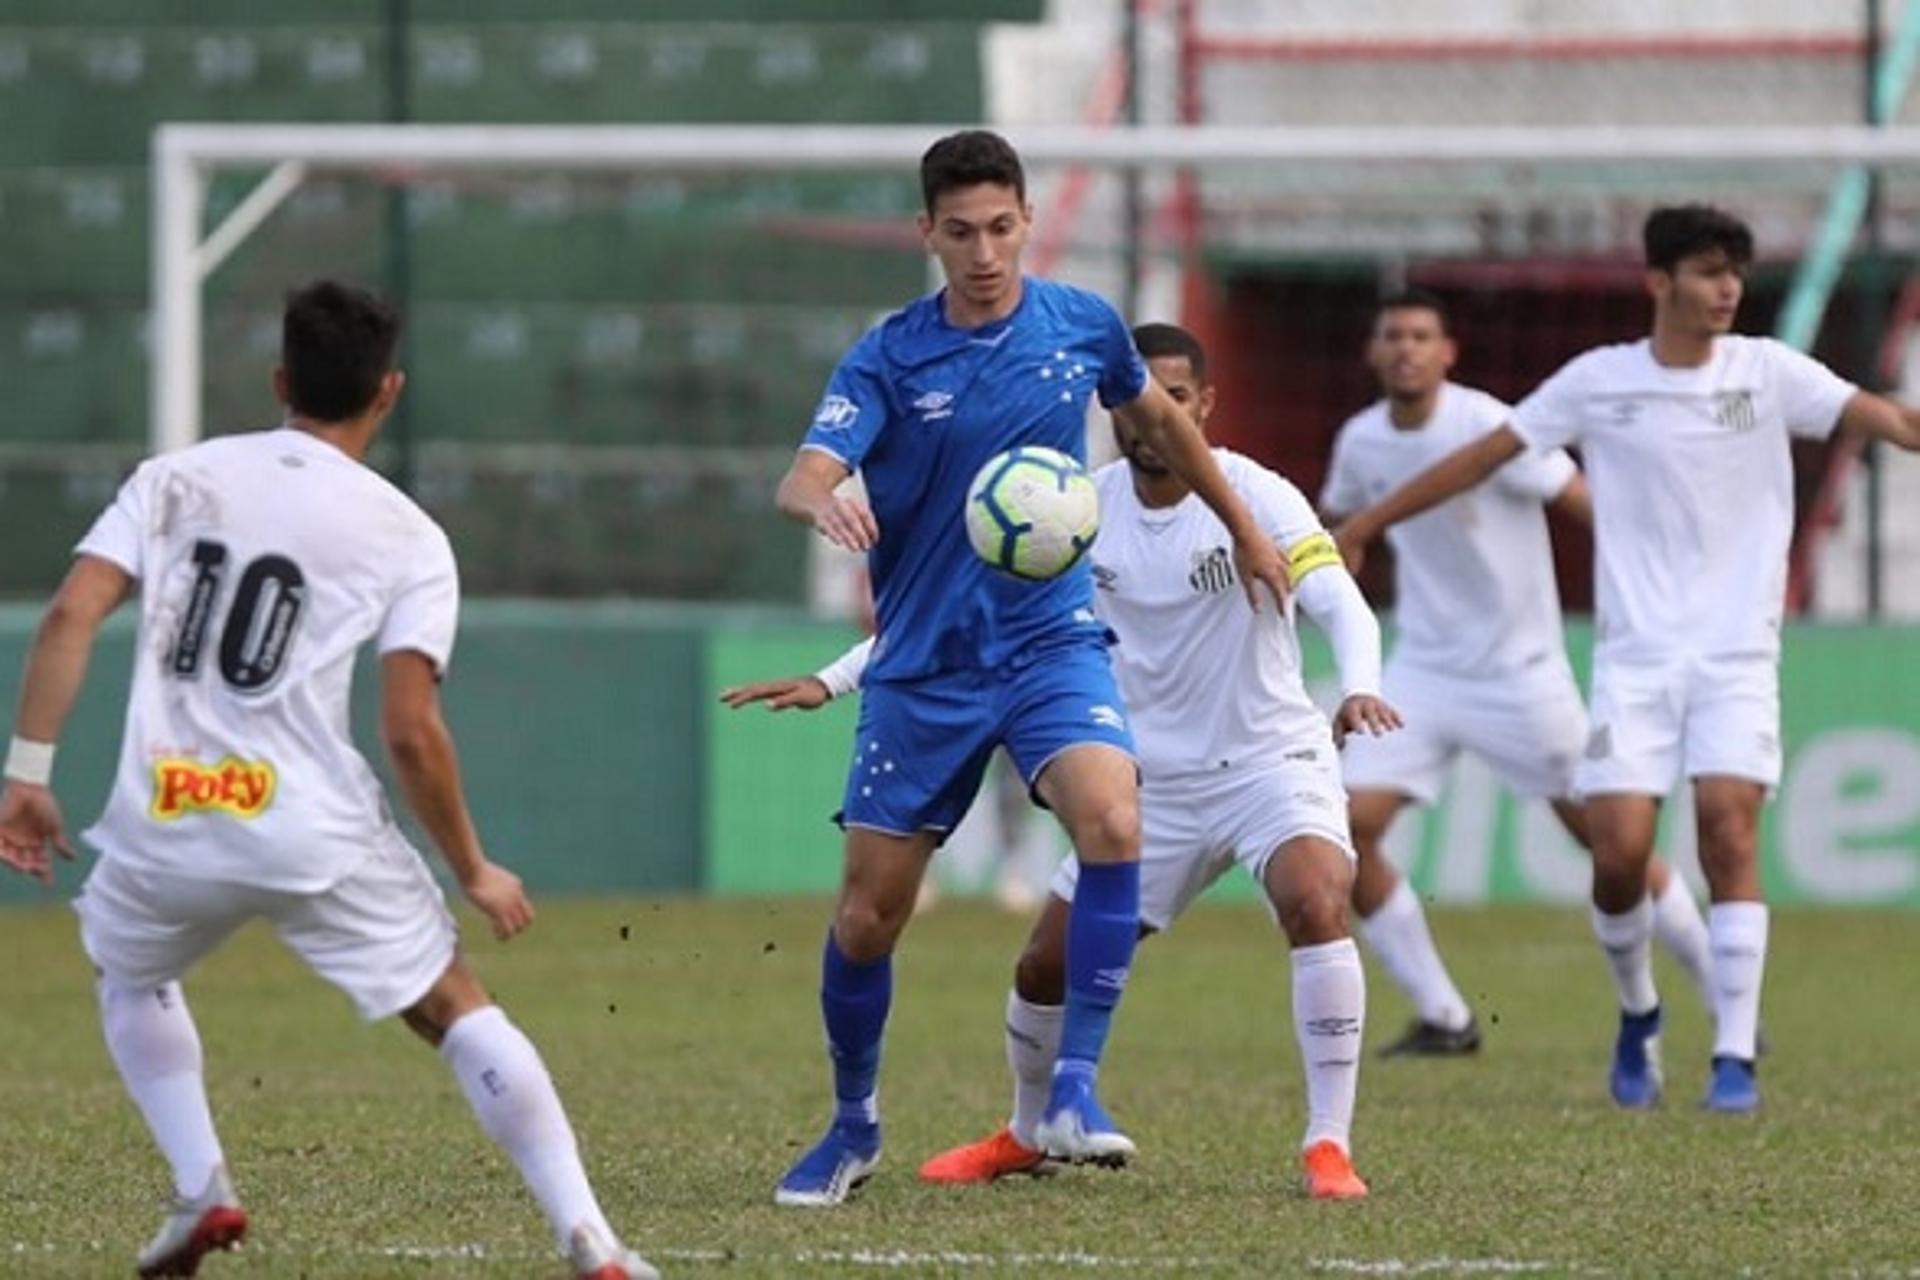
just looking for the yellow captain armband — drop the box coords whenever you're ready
[1286,532,1343,583]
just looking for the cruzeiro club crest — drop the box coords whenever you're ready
[1189,545,1235,595]
[1712,389,1756,433]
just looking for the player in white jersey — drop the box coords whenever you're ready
[1321,290,1717,1057]
[1334,206,1920,1113]
[725,323,1398,1198]
[0,283,655,1280]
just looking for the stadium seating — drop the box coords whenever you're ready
[0,2,1042,598]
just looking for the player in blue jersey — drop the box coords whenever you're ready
[768,130,1290,1206]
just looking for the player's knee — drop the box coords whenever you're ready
[1276,870,1351,946]
[833,897,906,963]
[1695,807,1757,878]
[1014,939,1066,1004]
[1072,796,1140,864]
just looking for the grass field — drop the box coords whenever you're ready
[3,895,1917,1278]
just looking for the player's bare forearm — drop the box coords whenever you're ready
[1116,385,1289,607]
[1839,391,1920,452]
[1342,427,1524,547]
[12,556,131,746]
[776,449,878,551]
[380,653,487,885]
[385,717,487,881]
[1120,386,1262,543]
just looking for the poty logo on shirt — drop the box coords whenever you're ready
[150,756,277,821]
[912,390,954,422]
[811,394,860,432]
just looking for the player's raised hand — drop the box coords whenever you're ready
[1332,694,1402,747]
[811,494,880,553]
[461,860,534,941]
[0,782,75,886]
[1332,519,1370,576]
[720,676,831,713]
[1232,530,1291,612]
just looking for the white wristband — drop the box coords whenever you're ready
[4,736,55,787]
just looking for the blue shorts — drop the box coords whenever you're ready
[837,641,1137,841]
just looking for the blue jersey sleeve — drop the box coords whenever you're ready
[801,334,894,470]
[1092,295,1149,410]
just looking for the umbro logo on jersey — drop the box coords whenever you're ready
[1090,704,1127,732]
[1189,546,1235,595]
[811,394,859,432]
[913,390,954,422]
[1714,389,1757,432]
[1091,562,1118,593]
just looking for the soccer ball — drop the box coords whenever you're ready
[964,446,1100,581]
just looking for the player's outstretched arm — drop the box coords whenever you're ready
[380,651,532,942]
[1837,391,1920,452]
[776,450,879,552]
[1113,381,1290,610]
[1290,553,1402,747]
[0,556,130,884]
[719,637,872,712]
[1334,426,1526,571]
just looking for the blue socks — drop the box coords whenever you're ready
[1058,860,1141,1073]
[820,930,890,1127]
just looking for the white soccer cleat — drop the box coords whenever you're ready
[135,1164,248,1279]
[1034,1070,1136,1168]
[567,1223,662,1280]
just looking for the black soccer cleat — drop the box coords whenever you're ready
[1378,1015,1482,1058]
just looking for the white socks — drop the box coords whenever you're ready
[100,981,227,1201]
[441,1005,614,1251]
[1590,898,1659,1016]
[1651,877,1716,1016]
[1292,939,1365,1153]
[1003,991,1062,1149]
[1708,902,1769,1062]
[1358,880,1472,1032]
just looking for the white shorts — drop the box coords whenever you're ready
[1051,753,1353,931]
[1340,658,1590,804]
[1577,653,1781,797]
[75,829,458,1021]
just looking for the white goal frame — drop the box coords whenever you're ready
[152,121,1920,455]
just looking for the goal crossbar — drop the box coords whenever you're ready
[153,122,1920,454]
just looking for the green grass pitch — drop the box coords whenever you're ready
[3,896,1916,1277]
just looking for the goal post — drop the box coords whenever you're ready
[152,120,1920,454]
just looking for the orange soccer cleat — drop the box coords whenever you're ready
[1301,1140,1369,1201]
[918,1126,1049,1184]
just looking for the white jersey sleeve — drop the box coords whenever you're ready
[1763,338,1857,440]
[1244,464,1346,592]
[1493,443,1578,503]
[1318,419,1368,517]
[75,460,158,578]
[1510,354,1595,453]
[377,524,460,676]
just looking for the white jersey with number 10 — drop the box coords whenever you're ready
[77,427,459,894]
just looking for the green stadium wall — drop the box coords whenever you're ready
[2,605,1916,908]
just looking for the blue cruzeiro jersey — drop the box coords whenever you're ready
[802,277,1150,682]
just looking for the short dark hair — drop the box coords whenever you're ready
[281,280,401,422]
[1131,321,1207,383]
[1643,204,1753,273]
[1375,287,1451,335]
[920,129,1025,214]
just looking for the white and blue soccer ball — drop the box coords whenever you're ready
[964,446,1100,581]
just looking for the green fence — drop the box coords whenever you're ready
[2,605,1916,908]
